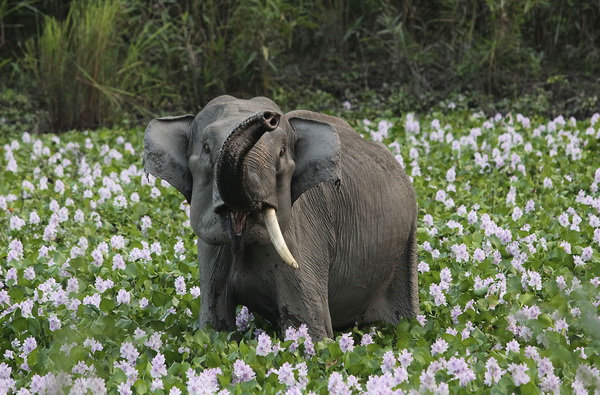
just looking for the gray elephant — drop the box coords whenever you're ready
[143,95,418,340]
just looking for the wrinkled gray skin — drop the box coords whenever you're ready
[144,95,418,340]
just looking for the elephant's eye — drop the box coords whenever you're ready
[203,142,211,154]
[279,147,286,157]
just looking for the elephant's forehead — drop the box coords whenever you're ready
[203,114,249,136]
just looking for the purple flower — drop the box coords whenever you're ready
[381,351,396,373]
[22,337,37,354]
[446,167,456,183]
[581,246,593,261]
[48,315,61,331]
[446,357,476,387]
[110,235,127,249]
[144,332,163,352]
[540,373,561,393]
[429,283,447,306]
[140,216,152,231]
[190,286,201,298]
[417,261,430,273]
[431,338,448,356]
[507,363,531,386]
[360,333,374,346]
[112,254,126,270]
[120,342,139,364]
[327,372,350,395]
[451,243,469,262]
[83,338,103,353]
[512,207,523,221]
[473,248,486,263]
[366,372,396,393]
[338,333,354,353]
[236,306,254,332]
[232,359,255,384]
[116,289,131,304]
[150,353,168,378]
[272,362,295,386]
[256,333,272,356]
[484,357,505,386]
[440,267,452,285]
[150,378,164,391]
[398,349,413,368]
[505,340,520,354]
[7,238,23,263]
[175,276,186,295]
[525,199,535,213]
[186,367,222,394]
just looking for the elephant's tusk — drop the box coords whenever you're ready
[263,207,298,269]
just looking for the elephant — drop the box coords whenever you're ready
[143,95,418,341]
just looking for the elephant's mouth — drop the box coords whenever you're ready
[230,211,249,236]
[224,207,298,269]
[226,210,249,258]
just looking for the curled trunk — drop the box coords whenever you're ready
[215,111,280,212]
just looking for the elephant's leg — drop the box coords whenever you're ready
[370,219,419,322]
[273,263,333,341]
[198,244,236,331]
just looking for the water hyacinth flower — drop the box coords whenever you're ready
[360,333,374,346]
[446,357,476,387]
[507,363,531,386]
[174,276,187,296]
[236,306,254,332]
[22,337,37,354]
[7,238,24,263]
[484,357,505,386]
[431,338,448,356]
[186,368,222,395]
[405,113,420,134]
[119,342,139,364]
[370,120,393,142]
[145,332,163,352]
[256,332,272,356]
[328,372,352,395]
[338,333,354,352]
[150,353,168,378]
[232,359,255,384]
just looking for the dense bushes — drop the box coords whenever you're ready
[1,0,599,131]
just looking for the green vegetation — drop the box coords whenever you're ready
[1,109,599,392]
[1,0,599,132]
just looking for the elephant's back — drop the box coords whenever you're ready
[326,127,417,327]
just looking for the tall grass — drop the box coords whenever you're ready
[8,0,600,129]
[24,0,166,131]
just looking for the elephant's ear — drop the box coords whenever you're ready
[287,112,342,202]
[144,115,196,203]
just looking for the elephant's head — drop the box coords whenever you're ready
[143,96,341,267]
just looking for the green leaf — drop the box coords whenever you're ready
[518,293,535,306]
[125,263,140,278]
[100,298,116,313]
[11,317,27,333]
[27,318,41,336]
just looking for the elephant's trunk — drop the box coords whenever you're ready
[215,111,280,212]
[215,111,298,269]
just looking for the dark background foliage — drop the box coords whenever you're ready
[1,0,599,132]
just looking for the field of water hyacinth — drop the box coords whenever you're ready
[1,108,600,394]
